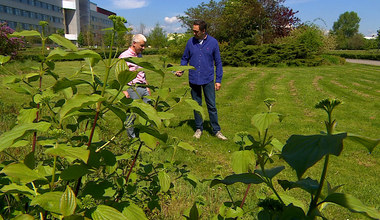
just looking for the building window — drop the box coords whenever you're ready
[15,8,21,16]
[22,10,30,17]
[0,5,4,13]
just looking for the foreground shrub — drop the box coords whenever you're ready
[0,22,25,58]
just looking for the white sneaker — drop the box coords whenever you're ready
[215,131,227,140]
[193,129,202,139]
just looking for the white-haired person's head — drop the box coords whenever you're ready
[131,34,146,54]
[132,34,147,44]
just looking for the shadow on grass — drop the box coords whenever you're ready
[172,119,215,135]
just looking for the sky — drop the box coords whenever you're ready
[90,0,380,37]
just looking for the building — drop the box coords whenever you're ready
[0,0,115,41]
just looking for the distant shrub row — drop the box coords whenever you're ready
[220,42,345,67]
[15,47,166,61]
[326,50,380,61]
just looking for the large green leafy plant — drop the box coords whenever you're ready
[0,17,198,219]
[206,99,379,219]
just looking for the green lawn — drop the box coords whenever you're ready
[0,57,379,219]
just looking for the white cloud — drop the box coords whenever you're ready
[111,0,148,9]
[164,16,179,24]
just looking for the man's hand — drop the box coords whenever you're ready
[175,71,184,77]
[215,83,221,91]
[123,90,130,98]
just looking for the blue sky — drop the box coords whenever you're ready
[90,0,379,37]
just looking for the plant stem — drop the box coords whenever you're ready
[95,128,125,152]
[308,154,329,216]
[50,156,57,190]
[171,145,177,162]
[240,184,251,208]
[87,108,100,147]
[308,110,334,216]
[225,186,236,207]
[125,142,143,184]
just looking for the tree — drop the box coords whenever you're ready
[139,23,146,35]
[178,0,226,39]
[332,11,360,38]
[377,28,380,50]
[178,0,300,44]
[147,23,167,49]
[77,32,85,47]
[0,22,25,58]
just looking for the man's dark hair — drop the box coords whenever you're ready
[193,20,207,32]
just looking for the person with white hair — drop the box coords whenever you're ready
[119,34,149,138]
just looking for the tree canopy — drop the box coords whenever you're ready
[178,0,300,44]
[147,23,167,49]
[332,11,360,38]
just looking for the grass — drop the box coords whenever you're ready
[0,57,379,219]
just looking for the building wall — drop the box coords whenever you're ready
[0,0,64,32]
[0,0,114,41]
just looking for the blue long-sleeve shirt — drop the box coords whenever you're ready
[180,35,223,85]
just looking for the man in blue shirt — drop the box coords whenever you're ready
[176,20,227,140]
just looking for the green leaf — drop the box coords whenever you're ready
[167,65,195,72]
[185,98,205,119]
[13,214,35,220]
[24,72,40,83]
[231,150,256,174]
[122,202,148,220]
[47,48,102,61]
[115,60,138,86]
[322,193,380,219]
[270,138,284,152]
[184,174,198,188]
[157,88,171,101]
[0,163,47,183]
[0,55,11,65]
[131,100,161,128]
[0,122,51,152]
[271,192,305,210]
[106,104,127,123]
[45,145,90,163]
[10,30,40,37]
[233,132,255,147]
[346,133,379,154]
[282,133,347,179]
[0,183,35,195]
[18,108,38,124]
[116,152,132,161]
[158,171,171,192]
[183,202,199,220]
[49,34,78,51]
[4,84,32,95]
[278,177,319,195]
[59,94,105,123]
[134,125,168,143]
[92,205,127,220]
[24,151,35,169]
[178,142,195,152]
[219,203,244,218]
[210,173,264,188]
[251,112,284,135]
[124,57,165,77]
[255,166,285,179]
[60,186,77,216]
[157,112,175,120]
[139,133,157,150]
[52,77,91,93]
[60,164,91,180]
[31,191,62,214]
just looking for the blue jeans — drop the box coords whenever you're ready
[190,81,221,134]
[125,87,150,138]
